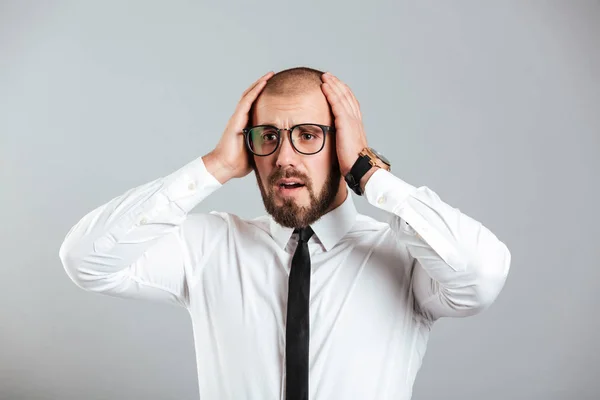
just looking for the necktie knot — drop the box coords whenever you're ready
[294,226,314,243]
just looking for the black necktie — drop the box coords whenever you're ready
[285,226,314,400]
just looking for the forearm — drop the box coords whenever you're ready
[364,169,511,320]
[202,152,238,185]
[59,155,222,291]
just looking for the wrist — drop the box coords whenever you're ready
[344,147,391,196]
[359,166,379,193]
[202,152,235,184]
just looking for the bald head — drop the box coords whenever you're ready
[249,67,326,127]
[262,67,325,97]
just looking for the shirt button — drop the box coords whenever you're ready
[139,217,148,225]
[188,182,196,191]
[377,196,386,205]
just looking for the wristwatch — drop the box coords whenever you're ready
[344,147,391,196]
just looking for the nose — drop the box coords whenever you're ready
[275,129,300,168]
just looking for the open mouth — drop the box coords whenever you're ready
[276,181,306,193]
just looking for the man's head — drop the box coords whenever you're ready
[248,67,347,228]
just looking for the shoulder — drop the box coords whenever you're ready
[336,211,392,246]
[182,210,271,237]
[351,213,391,235]
[349,213,411,268]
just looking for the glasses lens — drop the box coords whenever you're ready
[291,125,325,154]
[248,126,279,155]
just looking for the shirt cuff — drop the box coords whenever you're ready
[364,168,417,214]
[162,156,223,214]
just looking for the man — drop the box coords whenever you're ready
[59,67,511,400]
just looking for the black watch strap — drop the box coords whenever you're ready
[344,155,374,196]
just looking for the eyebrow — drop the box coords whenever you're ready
[255,122,323,127]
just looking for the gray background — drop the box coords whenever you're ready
[1,1,599,399]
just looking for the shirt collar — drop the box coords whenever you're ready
[269,191,357,252]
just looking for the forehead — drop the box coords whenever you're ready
[252,89,333,126]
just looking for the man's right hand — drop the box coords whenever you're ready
[204,71,275,184]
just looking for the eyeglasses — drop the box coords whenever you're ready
[243,123,335,156]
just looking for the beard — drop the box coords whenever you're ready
[254,160,342,228]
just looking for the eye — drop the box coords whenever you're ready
[261,132,278,142]
[295,125,322,141]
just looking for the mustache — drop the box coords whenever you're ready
[268,169,310,187]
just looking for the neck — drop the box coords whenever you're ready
[324,180,349,215]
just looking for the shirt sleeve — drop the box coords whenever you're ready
[58,155,225,308]
[364,168,511,322]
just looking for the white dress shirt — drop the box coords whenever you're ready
[59,155,511,400]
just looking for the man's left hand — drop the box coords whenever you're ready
[321,72,368,177]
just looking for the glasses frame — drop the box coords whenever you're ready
[242,123,335,156]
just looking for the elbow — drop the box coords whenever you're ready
[59,241,89,291]
[58,211,129,293]
[464,240,512,315]
[59,238,132,294]
[59,220,93,290]
[59,239,111,292]
[470,276,509,316]
[424,241,511,320]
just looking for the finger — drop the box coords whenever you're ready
[326,73,360,119]
[322,73,352,115]
[321,82,349,118]
[238,79,268,113]
[340,82,361,119]
[324,73,361,119]
[241,71,274,98]
[322,74,354,116]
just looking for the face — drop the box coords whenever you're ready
[251,88,346,228]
